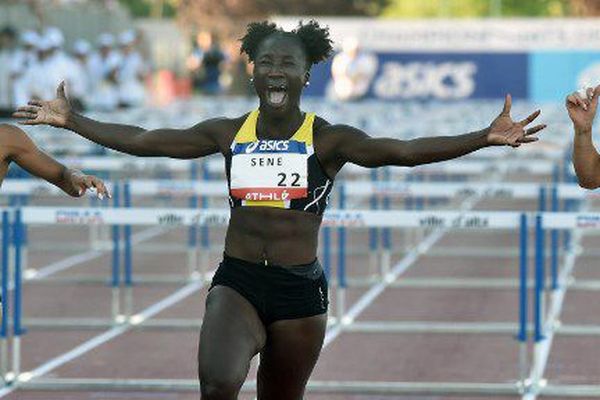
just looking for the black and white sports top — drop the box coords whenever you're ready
[225,110,334,216]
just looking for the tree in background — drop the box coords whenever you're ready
[117,0,388,38]
[570,0,600,15]
[381,0,570,17]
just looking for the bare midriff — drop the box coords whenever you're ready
[224,206,322,266]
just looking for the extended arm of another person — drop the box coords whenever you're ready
[566,86,600,189]
[13,82,222,159]
[330,95,545,168]
[1,125,109,198]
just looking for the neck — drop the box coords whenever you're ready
[257,105,303,140]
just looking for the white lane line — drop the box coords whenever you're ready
[323,228,445,347]
[32,226,167,280]
[0,279,206,398]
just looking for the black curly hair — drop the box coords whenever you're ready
[240,20,334,69]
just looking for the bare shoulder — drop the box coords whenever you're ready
[0,123,27,140]
[312,117,364,176]
[0,124,34,154]
[196,114,250,152]
[313,118,366,146]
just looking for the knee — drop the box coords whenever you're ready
[200,376,242,400]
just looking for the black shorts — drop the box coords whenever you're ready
[209,254,329,326]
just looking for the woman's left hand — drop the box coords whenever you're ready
[487,94,546,147]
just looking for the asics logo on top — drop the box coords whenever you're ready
[245,140,290,153]
[245,142,259,153]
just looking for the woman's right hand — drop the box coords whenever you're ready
[566,85,600,134]
[13,81,72,128]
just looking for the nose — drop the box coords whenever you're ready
[267,67,285,78]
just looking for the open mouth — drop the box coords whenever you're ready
[267,84,288,107]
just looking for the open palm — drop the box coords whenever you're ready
[487,94,545,147]
[13,82,71,128]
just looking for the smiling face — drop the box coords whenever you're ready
[252,34,310,115]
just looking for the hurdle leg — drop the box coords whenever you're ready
[0,338,6,383]
[336,225,347,326]
[11,210,22,382]
[112,287,121,323]
[199,249,209,282]
[517,214,529,390]
[124,287,133,318]
[368,249,378,279]
[89,196,100,250]
[380,248,391,278]
[187,246,198,279]
[21,247,28,281]
[336,286,346,326]
[111,222,122,323]
[1,211,9,383]
[11,337,19,381]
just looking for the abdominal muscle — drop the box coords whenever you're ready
[224,206,322,266]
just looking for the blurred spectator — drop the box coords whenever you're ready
[70,39,94,110]
[0,26,18,116]
[88,33,121,110]
[11,30,39,108]
[186,31,226,95]
[21,28,79,105]
[116,30,149,108]
[23,35,60,101]
[222,40,253,97]
[330,37,378,102]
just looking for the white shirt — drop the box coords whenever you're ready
[117,50,147,106]
[10,49,38,107]
[0,49,16,107]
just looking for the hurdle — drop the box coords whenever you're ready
[0,211,9,382]
[2,206,535,396]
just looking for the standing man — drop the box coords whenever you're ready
[567,85,600,189]
[0,26,18,117]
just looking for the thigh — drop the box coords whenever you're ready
[198,285,266,392]
[257,313,327,400]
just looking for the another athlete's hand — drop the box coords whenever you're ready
[12,81,72,128]
[486,94,546,147]
[65,170,111,200]
[566,85,600,134]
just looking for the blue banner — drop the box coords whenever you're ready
[305,52,528,101]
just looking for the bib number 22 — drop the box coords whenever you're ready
[277,173,301,187]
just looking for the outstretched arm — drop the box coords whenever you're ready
[13,82,223,158]
[324,94,545,168]
[566,86,600,189]
[1,124,109,198]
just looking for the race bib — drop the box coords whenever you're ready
[230,140,308,201]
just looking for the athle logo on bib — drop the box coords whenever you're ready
[245,140,289,153]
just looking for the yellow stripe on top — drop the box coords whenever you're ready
[290,113,315,146]
[234,110,260,143]
[233,111,316,145]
